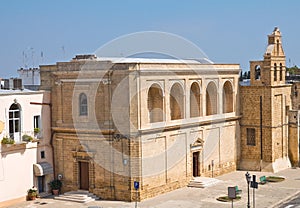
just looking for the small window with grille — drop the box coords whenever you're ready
[246,128,256,146]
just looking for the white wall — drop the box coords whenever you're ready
[0,90,52,203]
[0,143,37,202]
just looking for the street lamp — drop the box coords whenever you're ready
[245,172,251,208]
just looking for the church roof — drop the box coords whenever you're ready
[72,55,214,65]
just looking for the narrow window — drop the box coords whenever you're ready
[276,39,280,56]
[246,128,256,146]
[279,63,283,81]
[79,93,88,116]
[255,65,261,80]
[40,151,45,159]
[274,63,277,81]
[34,115,41,129]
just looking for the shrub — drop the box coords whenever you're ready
[48,179,62,190]
[22,134,33,142]
[266,176,285,182]
[217,195,241,202]
[34,128,40,134]
[27,186,38,196]
[1,137,15,144]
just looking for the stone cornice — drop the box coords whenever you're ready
[52,127,114,135]
[51,116,241,137]
[139,116,241,135]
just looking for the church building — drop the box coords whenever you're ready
[37,27,297,202]
[40,55,240,201]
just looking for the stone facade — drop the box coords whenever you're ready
[239,27,292,172]
[38,27,300,202]
[288,110,300,166]
[288,81,300,166]
[291,82,300,110]
[40,56,240,201]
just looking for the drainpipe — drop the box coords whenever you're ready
[260,96,263,171]
[30,100,55,178]
[108,68,115,198]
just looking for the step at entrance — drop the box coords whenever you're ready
[54,190,100,203]
[188,177,221,188]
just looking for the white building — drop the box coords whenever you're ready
[0,89,53,206]
[17,68,40,90]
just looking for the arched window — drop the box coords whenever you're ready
[255,65,261,80]
[148,84,164,123]
[206,82,218,115]
[280,63,283,81]
[170,83,184,120]
[79,93,88,116]
[190,82,201,117]
[223,81,233,113]
[9,103,21,142]
[274,63,277,81]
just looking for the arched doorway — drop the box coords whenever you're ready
[191,138,204,177]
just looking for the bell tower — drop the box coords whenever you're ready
[250,27,286,86]
[240,27,291,172]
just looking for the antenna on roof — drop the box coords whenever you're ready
[22,51,25,68]
[30,47,35,68]
[62,46,65,59]
[41,51,44,64]
[23,50,28,68]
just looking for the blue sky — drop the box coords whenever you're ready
[0,0,299,77]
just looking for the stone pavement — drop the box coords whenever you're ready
[5,168,300,208]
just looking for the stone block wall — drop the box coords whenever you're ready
[240,85,291,172]
[53,131,135,201]
[288,110,300,167]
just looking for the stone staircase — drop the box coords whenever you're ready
[38,192,52,198]
[54,190,100,203]
[188,177,221,188]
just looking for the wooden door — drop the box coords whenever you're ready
[38,176,45,193]
[79,162,89,190]
[193,152,200,177]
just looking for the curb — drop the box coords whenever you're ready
[269,190,300,208]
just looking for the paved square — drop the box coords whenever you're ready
[7,168,300,208]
